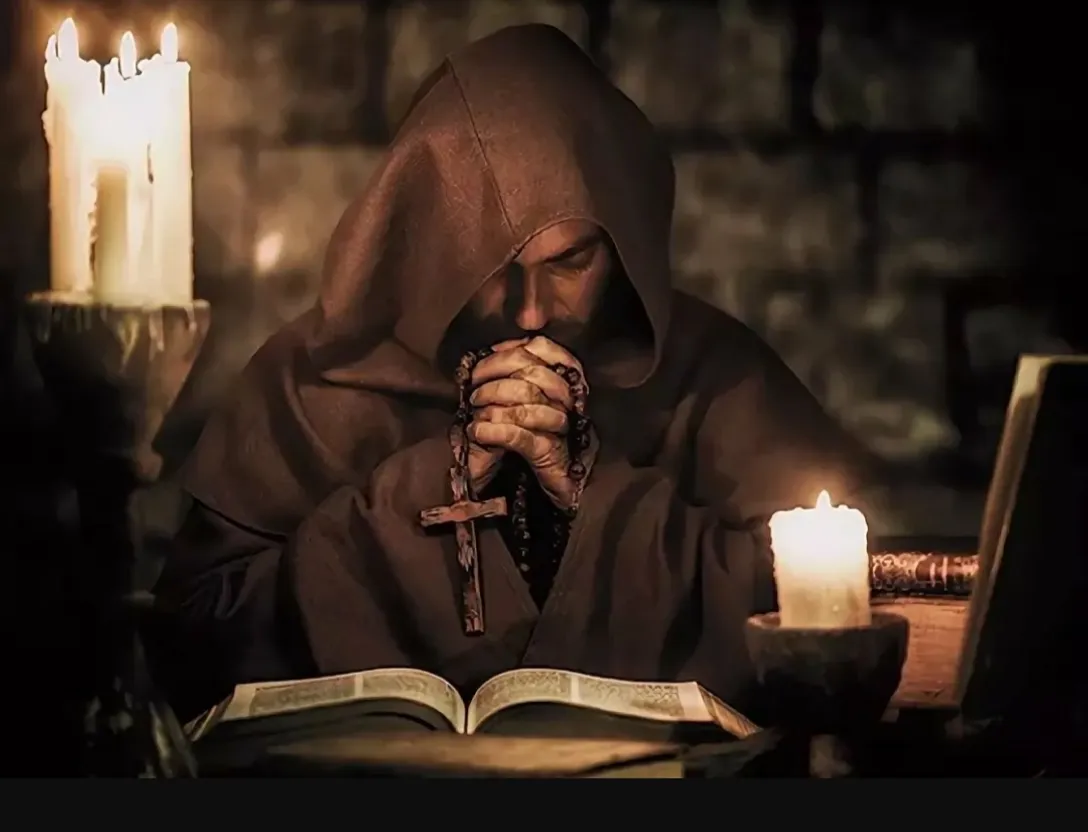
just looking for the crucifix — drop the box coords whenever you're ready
[419,422,507,635]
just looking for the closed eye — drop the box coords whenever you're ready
[546,233,600,260]
[547,238,602,271]
[556,249,595,271]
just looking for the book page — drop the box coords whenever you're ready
[191,668,466,737]
[698,688,762,739]
[185,699,232,742]
[466,668,760,736]
[956,353,1088,704]
[955,357,1046,699]
[973,356,1050,602]
[956,355,1088,696]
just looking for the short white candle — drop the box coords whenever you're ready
[768,490,871,629]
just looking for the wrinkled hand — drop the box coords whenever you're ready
[467,335,597,511]
[462,337,560,494]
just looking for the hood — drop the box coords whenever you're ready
[308,24,675,390]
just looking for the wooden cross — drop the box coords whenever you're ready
[419,468,507,635]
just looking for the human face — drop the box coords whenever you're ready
[451,219,614,354]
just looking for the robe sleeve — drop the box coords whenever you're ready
[149,436,456,720]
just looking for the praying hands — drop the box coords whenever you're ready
[466,335,598,512]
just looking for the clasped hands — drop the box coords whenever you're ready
[465,335,598,512]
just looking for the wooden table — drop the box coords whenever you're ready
[876,596,968,710]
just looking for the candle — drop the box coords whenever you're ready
[42,19,194,306]
[147,23,194,304]
[91,32,153,303]
[43,18,100,295]
[768,490,871,629]
[93,162,131,294]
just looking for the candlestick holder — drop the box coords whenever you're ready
[22,290,209,777]
[744,612,909,778]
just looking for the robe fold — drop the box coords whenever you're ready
[151,25,879,721]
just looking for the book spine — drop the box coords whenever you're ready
[869,552,978,597]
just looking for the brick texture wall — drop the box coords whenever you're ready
[4,0,1077,535]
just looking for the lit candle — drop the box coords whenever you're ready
[92,32,153,303]
[43,18,195,307]
[768,490,871,629]
[147,23,194,304]
[43,18,100,295]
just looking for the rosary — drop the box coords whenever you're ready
[419,347,593,635]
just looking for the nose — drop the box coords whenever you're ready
[513,267,548,332]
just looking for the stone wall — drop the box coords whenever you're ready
[3,0,1078,535]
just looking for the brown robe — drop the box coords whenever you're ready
[151,25,878,721]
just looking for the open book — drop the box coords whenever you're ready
[187,667,760,773]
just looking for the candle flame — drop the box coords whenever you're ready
[119,32,137,78]
[161,23,179,62]
[57,18,78,61]
[815,489,832,510]
[45,34,57,61]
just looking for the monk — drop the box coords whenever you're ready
[151,24,879,722]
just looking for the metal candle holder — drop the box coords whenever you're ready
[745,611,910,777]
[22,291,209,776]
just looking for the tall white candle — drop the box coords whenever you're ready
[768,490,871,629]
[93,162,131,294]
[43,19,99,295]
[147,23,194,304]
[92,33,154,303]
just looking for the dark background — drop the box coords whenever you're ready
[1,0,1084,546]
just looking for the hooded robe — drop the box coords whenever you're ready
[152,25,877,721]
